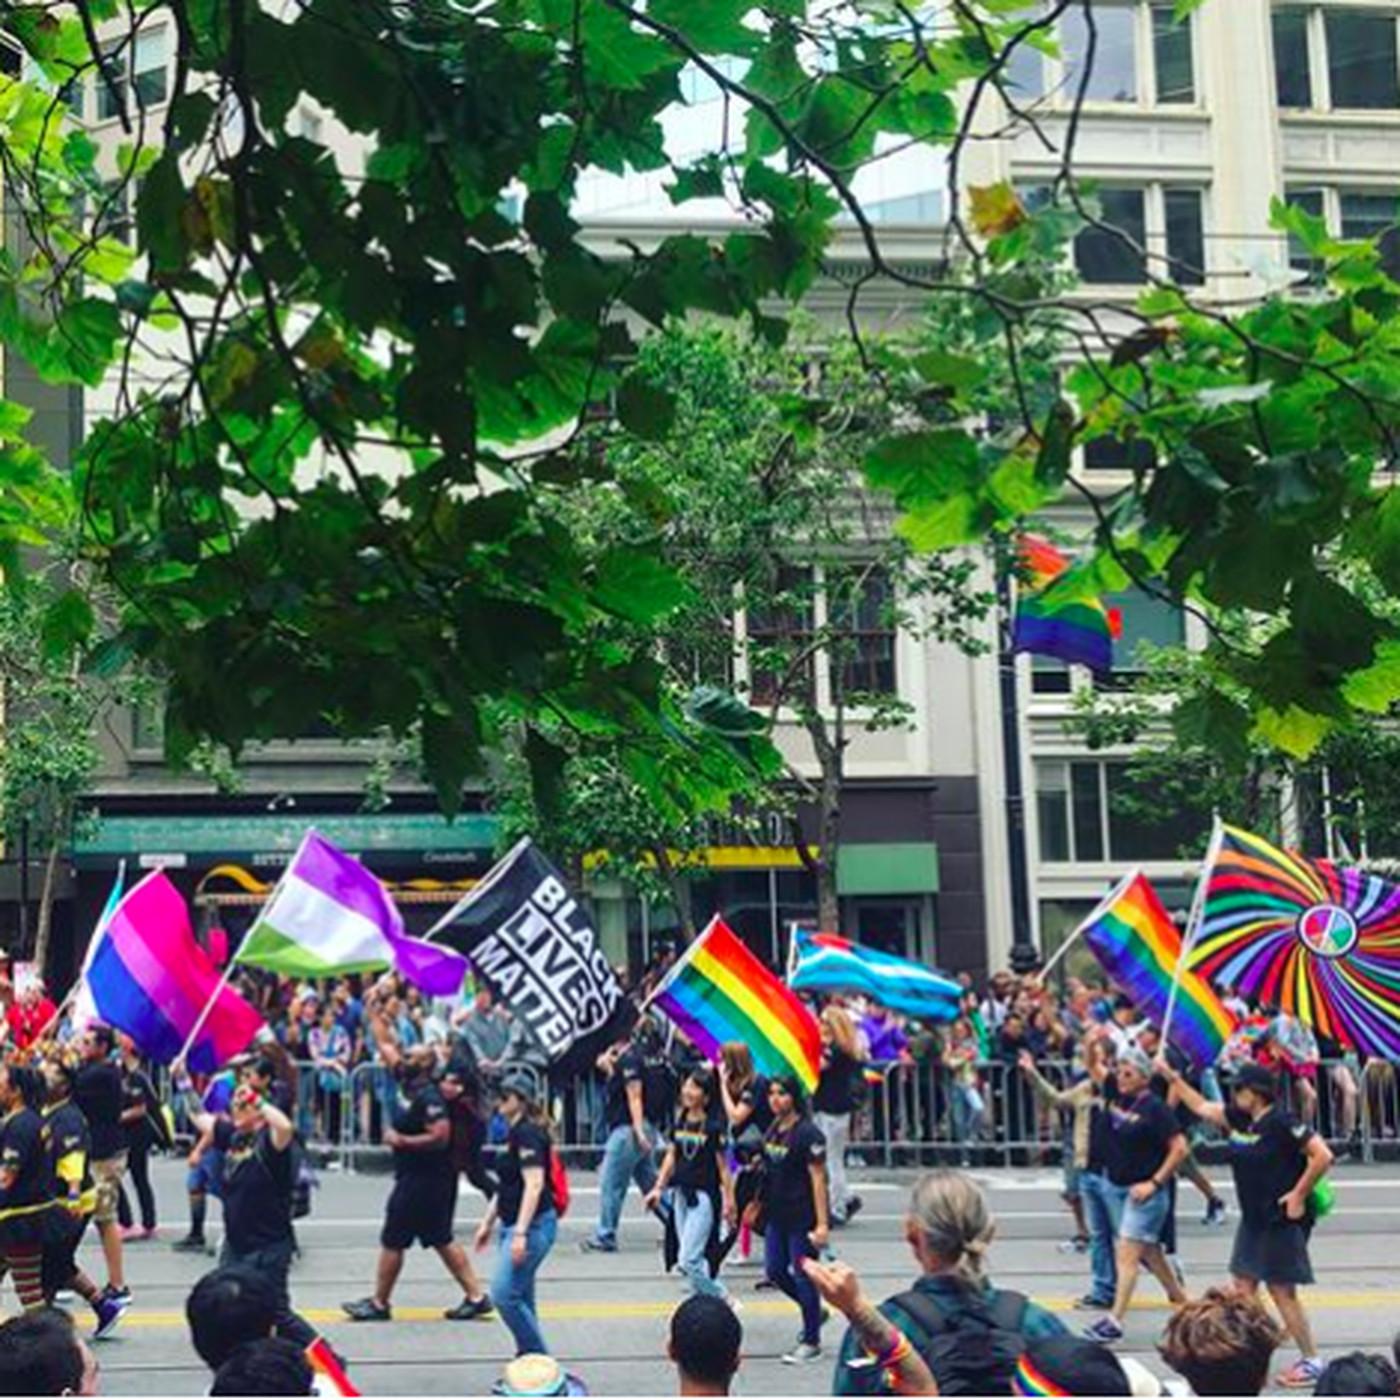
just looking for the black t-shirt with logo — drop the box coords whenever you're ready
[0,1108,51,1242]
[392,1082,454,1182]
[736,1076,774,1136]
[45,1101,92,1211]
[670,1112,723,1196]
[762,1117,827,1231]
[497,1121,554,1228]
[214,1119,293,1254]
[1103,1090,1179,1187]
[74,1062,124,1162]
[1225,1104,1315,1227]
[604,1049,645,1132]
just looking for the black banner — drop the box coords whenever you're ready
[428,839,628,1070]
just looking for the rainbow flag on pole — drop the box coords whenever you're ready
[1081,870,1237,1067]
[1012,534,1123,673]
[650,916,822,1092]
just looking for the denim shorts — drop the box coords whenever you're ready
[1119,1184,1171,1244]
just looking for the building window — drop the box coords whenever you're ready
[1326,9,1399,108]
[863,190,945,224]
[96,27,167,120]
[1105,586,1186,680]
[1037,759,1208,862]
[1083,436,1157,472]
[830,566,898,700]
[746,567,815,708]
[1285,186,1400,283]
[1273,6,1400,111]
[1031,654,1072,695]
[1152,4,1196,103]
[1006,2,1196,106]
[95,180,132,244]
[1070,184,1205,286]
[1273,8,1314,107]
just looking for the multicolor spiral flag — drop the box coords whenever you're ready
[1012,534,1123,673]
[1186,823,1400,1059]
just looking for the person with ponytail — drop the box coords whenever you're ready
[833,1169,1065,1396]
[0,1064,60,1320]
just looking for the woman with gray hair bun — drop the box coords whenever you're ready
[832,1170,1065,1396]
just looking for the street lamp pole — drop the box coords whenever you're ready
[995,547,1039,974]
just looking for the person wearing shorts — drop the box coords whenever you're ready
[1157,1058,1334,1389]
[1082,1046,1187,1344]
[342,979,492,1324]
[73,1026,128,1308]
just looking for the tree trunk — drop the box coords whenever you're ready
[33,832,63,982]
[806,713,845,933]
[652,844,696,941]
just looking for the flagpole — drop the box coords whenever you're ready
[174,959,238,1069]
[640,914,715,1018]
[1161,816,1223,1050]
[1037,916,1091,983]
[44,859,126,1046]
[32,983,79,1045]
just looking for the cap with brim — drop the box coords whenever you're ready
[498,1071,538,1102]
[1232,1062,1279,1098]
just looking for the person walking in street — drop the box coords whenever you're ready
[760,1073,829,1366]
[0,1065,60,1317]
[187,1084,319,1349]
[718,1043,770,1269]
[581,1012,663,1254]
[342,976,492,1324]
[72,1026,128,1311]
[473,1071,558,1358]
[1156,1057,1333,1388]
[115,1035,166,1242]
[1082,1046,1188,1344]
[646,1068,734,1301]
[812,1006,864,1229]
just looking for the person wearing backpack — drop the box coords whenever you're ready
[473,1071,561,1358]
[833,1169,1066,1396]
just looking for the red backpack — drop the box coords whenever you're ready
[548,1148,570,1217]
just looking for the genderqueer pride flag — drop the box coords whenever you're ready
[237,830,467,996]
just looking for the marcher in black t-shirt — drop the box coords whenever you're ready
[1158,1057,1334,1389]
[189,1083,318,1351]
[73,1025,127,1306]
[1083,1047,1187,1345]
[40,1057,124,1339]
[0,1064,55,1314]
[760,1073,828,1365]
[646,1069,734,1302]
[718,1042,770,1268]
[115,1034,166,1239]
[342,976,492,1325]
[473,1071,558,1358]
[811,1006,865,1229]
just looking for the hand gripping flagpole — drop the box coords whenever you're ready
[1161,815,1224,1052]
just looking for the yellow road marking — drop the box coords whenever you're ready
[89,1289,1400,1330]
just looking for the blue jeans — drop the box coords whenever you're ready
[493,1214,558,1356]
[593,1124,658,1246]
[675,1191,724,1298]
[1079,1170,1119,1304]
[764,1225,822,1345]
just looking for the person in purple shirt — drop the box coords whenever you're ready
[860,1005,909,1066]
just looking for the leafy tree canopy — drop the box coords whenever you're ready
[0,0,1399,821]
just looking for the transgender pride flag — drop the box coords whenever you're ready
[86,871,264,1072]
[236,830,466,996]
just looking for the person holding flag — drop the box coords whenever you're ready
[1154,1056,1334,1389]
[342,975,492,1324]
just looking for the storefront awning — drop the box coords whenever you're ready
[73,811,500,870]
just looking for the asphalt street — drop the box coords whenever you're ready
[76,1157,1400,1396]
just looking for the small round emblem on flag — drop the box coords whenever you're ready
[1297,904,1359,959]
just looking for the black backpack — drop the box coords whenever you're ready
[891,1285,1028,1397]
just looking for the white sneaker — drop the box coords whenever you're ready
[783,1343,822,1365]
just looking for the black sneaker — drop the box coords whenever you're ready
[171,1234,207,1254]
[444,1294,494,1321]
[845,1196,864,1222]
[1203,1197,1228,1227]
[579,1238,617,1254]
[342,1298,392,1322]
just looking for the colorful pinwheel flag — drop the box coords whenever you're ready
[1012,535,1124,674]
[1187,823,1400,1060]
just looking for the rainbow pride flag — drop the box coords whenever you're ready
[1080,870,1237,1067]
[1012,534,1123,673]
[650,916,822,1092]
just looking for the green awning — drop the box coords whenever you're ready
[74,811,500,869]
[836,841,940,897]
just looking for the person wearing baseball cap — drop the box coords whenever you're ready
[1156,1055,1333,1389]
